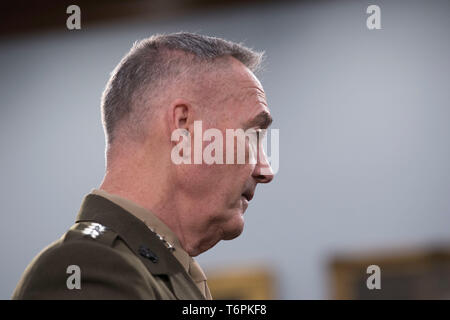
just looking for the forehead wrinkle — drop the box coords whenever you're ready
[236,88,269,119]
[239,85,266,100]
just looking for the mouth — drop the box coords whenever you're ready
[241,189,254,202]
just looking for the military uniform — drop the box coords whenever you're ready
[12,191,212,300]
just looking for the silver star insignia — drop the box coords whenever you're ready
[82,223,106,239]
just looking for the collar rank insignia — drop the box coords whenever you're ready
[82,222,106,239]
[147,226,175,252]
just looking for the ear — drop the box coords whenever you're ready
[170,99,193,132]
[168,99,194,162]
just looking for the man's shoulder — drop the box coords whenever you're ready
[61,221,123,252]
[12,222,155,299]
[12,192,205,300]
[29,221,137,267]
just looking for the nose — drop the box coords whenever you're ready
[252,148,274,184]
[253,169,274,184]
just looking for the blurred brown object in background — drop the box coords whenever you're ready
[0,0,275,39]
[330,244,450,299]
[207,265,276,300]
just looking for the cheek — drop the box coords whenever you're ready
[178,159,254,203]
[180,164,232,194]
[220,164,255,201]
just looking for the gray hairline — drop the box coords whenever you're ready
[101,32,265,146]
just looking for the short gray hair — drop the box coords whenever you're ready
[101,32,264,145]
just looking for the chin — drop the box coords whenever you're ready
[222,212,245,240]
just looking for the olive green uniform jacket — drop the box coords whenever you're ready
[12,194,206,300]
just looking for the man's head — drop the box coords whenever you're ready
[100,33,274,256]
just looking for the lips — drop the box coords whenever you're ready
[242,189,254,202]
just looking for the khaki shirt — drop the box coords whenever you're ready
[12,192,211,300]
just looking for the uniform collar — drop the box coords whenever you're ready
[75,193,187,276]
[75,192,208,299]
[90,189,193,275]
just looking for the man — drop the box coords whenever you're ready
[12,32,274,299]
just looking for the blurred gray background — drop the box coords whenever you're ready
[1,0,449,299]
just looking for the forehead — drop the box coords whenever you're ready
[226,67,270,127]
[238,85,267,109]
[200,58,271,129]
[230,62,266,100]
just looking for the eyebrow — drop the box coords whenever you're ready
[244,111,273,129]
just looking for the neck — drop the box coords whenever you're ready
[99,157,218,256]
